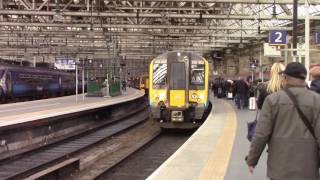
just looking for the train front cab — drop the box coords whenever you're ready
[149,52,209,129]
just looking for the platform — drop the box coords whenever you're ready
[148,94,268,180]
[0,88,144,128]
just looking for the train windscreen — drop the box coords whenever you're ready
[190,64,205,85]
[152,63,167,89]
[170,62,186,90]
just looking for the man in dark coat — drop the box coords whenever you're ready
[246,62,320,180]
[235,78,249,109]
[310,66,320,93]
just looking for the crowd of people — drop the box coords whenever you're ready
[211,63,320,110]
[212,62,320,180]
[211,76,261,110]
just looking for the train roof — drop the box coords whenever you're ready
[0,63,74,76]
[152,51,205,63]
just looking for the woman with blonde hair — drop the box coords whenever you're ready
[257,62,285,109]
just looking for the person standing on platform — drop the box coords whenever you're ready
[236,77,249,109]
[309,66,320,93]
[256,62,285,110]
[246,62,320,180]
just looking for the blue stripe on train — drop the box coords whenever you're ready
[48,84,60,91]
[12,84,29,95]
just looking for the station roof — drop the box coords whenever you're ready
[1,0,320,62]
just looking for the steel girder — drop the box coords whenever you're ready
[1,10,319,20]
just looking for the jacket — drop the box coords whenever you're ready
[256,82,269,110]
[246,85,320,180]
[235,80,249,95]
[310,79,320,94]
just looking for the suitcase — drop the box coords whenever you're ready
[249,97,256,110]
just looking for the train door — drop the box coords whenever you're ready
[168,53,186,108]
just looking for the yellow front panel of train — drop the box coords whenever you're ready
[169,90,185,107]
[189,90,207,104]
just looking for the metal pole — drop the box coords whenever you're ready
[0,0,3,21]
[82,66,85,100]
[293,0,298,57]
[284,44,288,65]
[76,63,78,102]
[33,56,36,67]
[259,44,262,80]
[305,0,310,80]
[251,70,254,82]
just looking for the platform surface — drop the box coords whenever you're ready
[148,94,268,180]
[0,88,144,128]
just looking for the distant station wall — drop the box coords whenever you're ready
[223,41,320,79]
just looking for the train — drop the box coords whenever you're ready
[138,75,149,92]
[128,75,149,94]
[0,63,82,102]
[149,51,210,129]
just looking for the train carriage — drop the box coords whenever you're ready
[0,64,82,102]
[149,51,210,129]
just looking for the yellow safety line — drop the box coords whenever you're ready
[198,101,237,180]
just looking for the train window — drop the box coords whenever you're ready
[0,70,3,78]
[170,62,186,90]
[190,64,205,85]
[152,63,167,89]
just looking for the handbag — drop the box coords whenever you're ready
[247,109,259,142]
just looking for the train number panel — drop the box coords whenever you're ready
[149,51,209,129]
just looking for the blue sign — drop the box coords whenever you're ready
[316,32,320,44]
[269,30,287,45]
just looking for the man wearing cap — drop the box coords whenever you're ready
[246,62,320,180]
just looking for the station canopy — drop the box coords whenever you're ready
[0,0,320,61]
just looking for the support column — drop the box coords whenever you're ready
[284,44,288,65]
[293,0,298,57]
[305,0,310,80]
[0,0,3,22]
[259,44,262,80]
[76,63,78,102]
[33,56,36,67]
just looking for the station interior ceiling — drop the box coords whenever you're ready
[1,0,320,67]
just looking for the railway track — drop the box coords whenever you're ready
[0,108,149,180]
[96,131,193,180]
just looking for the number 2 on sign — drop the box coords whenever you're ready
[275,32,282,43]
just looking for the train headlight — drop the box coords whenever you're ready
[199,94,205,99]
[191,93,198,99]
[155,92,166,102]
[159,93,166,101]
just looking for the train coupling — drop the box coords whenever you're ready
[171,111,184,122]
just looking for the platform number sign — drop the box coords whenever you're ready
[316,32,320,44]
[269,30,287,46]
